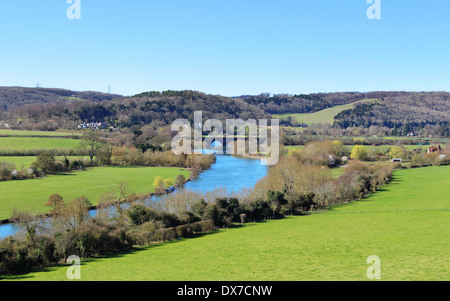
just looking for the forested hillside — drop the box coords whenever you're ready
[0,89,270,131]
[334,92,450,136]
[0,87,121,110]
[0,87,449,137]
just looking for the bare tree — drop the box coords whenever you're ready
[80,131,103,165]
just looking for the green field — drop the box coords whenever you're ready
[275,99,378,125]
[6,165,449,281]
[0,129,78,137]
[0,166,190,220]
[0,156,37,167]
[0,137,81,151]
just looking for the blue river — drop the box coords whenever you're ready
[0,154,268,239]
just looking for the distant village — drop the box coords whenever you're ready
[77,122,117,132]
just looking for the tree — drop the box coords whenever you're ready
[267,190,287,218]
[163,178,173,188]
[80,131,103,165]
[46,193,64,215]
[11,209,42,239]
[388,145,405,159]
[350,145,368,161]
[174,174,186,187]
[189,155,201,179]
[153,176,163,188]
[97,144,113,165]
[249,199,271,221]
[55,196,92,230]
[34,152,56,174]
[126,204,156,226]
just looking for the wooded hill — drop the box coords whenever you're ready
[0,87,121,110]
[333,92,450,136]
[0,87,448,137]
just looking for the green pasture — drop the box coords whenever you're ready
[0,166,190,220]
[274,99,378,125]
[0,130,78,137]
[0,137,81,151]
[0,156,37,167]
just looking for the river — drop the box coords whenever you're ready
[0,154,268,239]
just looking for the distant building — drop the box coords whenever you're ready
[392,158,402,163]
[77,121,110,131]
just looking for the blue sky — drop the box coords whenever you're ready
[0,0,449,96]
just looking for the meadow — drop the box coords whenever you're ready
[0,137,81,151]
[274,98,378,125]
[0,129,78,137]
[0,156,37,167]
[0,166,190,220]
[6,165,449,281]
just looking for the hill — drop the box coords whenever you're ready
[0,87,122,110]
[274,98,378,125]
[334,92,450,136]
[1,88,448,137]
[1,89,270,130]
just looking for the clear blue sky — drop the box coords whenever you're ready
[0,0,449,96]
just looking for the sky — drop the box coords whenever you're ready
[0,0,449,96]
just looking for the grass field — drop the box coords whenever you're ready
[5,165,448,281]
[275,98,378,125]
[0,137,81,151]
[0,129,78,137]
[0,166,190,220]
[0,156,37,167]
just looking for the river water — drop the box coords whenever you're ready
[0,154,268,239]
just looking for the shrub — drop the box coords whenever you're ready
[350,145,368,161]
[126,204,157,226]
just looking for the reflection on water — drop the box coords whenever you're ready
[0,154,268,239]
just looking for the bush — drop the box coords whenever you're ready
[0,235,57,274]
[126,204,157,226]
[350,145,368,161]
